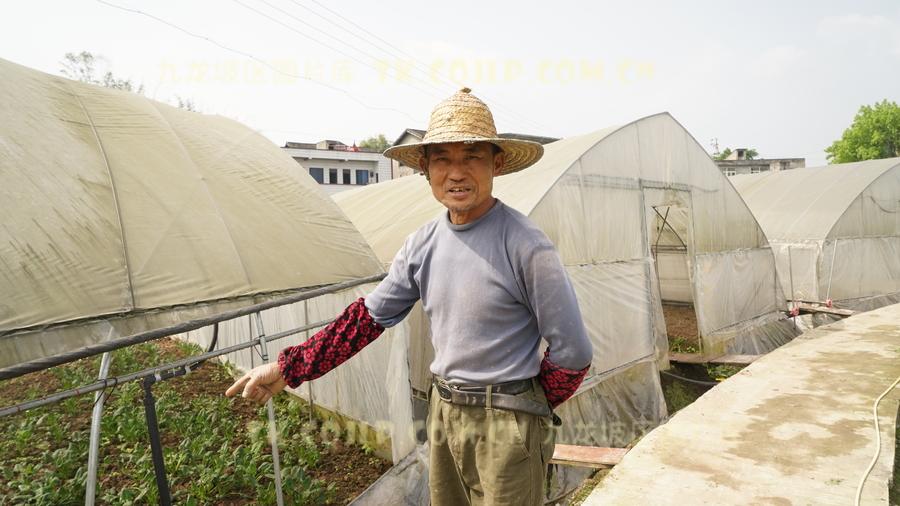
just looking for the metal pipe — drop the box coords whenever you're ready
[0,273,385,381]
[248,315,255,369]
[142,376,172,506]
[0,318,333,418]
[825,239,839,303]
[304,300,314,424]
[787,245,795,304]
[85,352,113,506]
[788,246,797,331]
[253,312,284,506]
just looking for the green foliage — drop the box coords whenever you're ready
[0,341,335,505]
[669,336,699,354]
[713,147,758,161]
[662,380,698,413]
[359,134,390,153]
[826,99,900,163]
[705,363,743,381]
[713,147,732,161]
[890,422,899,505]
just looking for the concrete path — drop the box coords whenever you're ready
[584,303,900,505]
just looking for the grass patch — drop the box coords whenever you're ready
[567,469,611,505]
[890,420,899,506]
[0,338,389,505]
[705,363,743,381]
[669,336,699,354]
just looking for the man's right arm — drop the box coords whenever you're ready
[227,238,421,402]
[278,297,385,387]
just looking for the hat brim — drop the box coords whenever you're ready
[383,138,544,176]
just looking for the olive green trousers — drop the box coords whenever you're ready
[427,381,556,506]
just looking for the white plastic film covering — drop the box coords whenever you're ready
[731,159,900,242]
[655,252,692,303]
[0,58,383,365]
[732,159,900,306]
[556,360,666,447]
[566,262,656,371]
[821,237,900,302]
[693,248,780,337]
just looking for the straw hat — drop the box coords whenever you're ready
[383,88,544,176]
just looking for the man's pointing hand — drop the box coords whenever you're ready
[225,362,287,404]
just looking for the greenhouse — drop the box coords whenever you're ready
[335,112,797,459]
[0,58,419,501]
[731,158,900,311]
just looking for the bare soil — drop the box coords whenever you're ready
[312,439,392,504]
[663,304,700,351]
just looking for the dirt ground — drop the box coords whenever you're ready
[662,304,700,352]
[662,304,698,339]
[312,439,391,504]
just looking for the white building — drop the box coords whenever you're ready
[715,148,805,177]
[282,139,392,195]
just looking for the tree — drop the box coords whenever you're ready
[61,51,199,111]
[713,147,733,161]
[713,147,758,161]
[826,100,900,163]
[60,51,145,94]
[174,95,199,112]
[359,134,390,152]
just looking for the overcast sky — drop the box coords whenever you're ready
[4,0,899,165]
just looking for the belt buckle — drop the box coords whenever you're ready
[435,383,452,401]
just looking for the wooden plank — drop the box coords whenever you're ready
[795,303,854,317]
[710,354,760,365]
[668,352,707,364]
[550,445,628,469]
[669,352,760,365]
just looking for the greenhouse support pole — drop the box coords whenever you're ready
[85,351,113,506]
[304,300,314,424]
[253,312,285,506]
[788,246,797,331]
[142,376,172,506]
[825,239,839,304]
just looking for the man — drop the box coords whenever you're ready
[226,88,593,505]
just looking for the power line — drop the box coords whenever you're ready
[232,0,445,103]
[257,0,451,100]
[246,0,548,134]
[285,0,553,133]
[284,0,452,94]
[95,0,418,122]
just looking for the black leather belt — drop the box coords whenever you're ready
[432,377,552,419]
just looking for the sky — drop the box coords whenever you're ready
[3,0,899,166]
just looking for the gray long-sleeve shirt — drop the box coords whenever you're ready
[365,199,592,385]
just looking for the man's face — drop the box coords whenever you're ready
[420,142,504,225]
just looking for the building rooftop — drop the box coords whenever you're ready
[283,140,380,153]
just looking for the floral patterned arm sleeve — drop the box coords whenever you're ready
[277,298,385,388]
[537,350,590,409]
